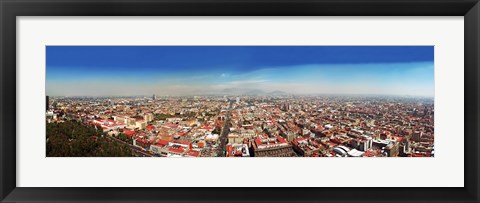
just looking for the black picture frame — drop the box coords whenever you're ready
[1,0,479,202]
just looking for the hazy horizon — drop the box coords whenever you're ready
[46,46,434,97]
[47,92,435,99]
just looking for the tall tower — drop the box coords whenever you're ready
[152,94,156,100]
[46,96,49,111]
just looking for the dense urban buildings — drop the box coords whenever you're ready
[46,46,434,157]
[46,94,434,157]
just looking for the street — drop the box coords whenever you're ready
[108,136,153,157]
[217,101,233,157]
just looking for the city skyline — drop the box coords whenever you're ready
[46,46,434,97]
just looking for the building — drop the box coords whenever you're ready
[91,119,126,132]
[46,96,49,111]
[226,143,250,157]
[351,138,373,151]
[292,137,321,157]
[185,149,201,157]
[236,97,240,104]
[126,118,136,128]
[384,142,399,157]
[347,149,365,157]
[252,135,296,157]
[113,116,132,125]
[413,131,423,142]
[227,133,242,144]
[333,146,351,157]
[144,113,154,122]
[135,119,147,130]
[153,140,193,157]
[286,131,297,141]
[133,138,152,150]
[205,133,219,142]
[150,139,170,155]
[46,111,56,122]
[152,94,156,100]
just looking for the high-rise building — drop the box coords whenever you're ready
[46,96,49,111]
[236,97,240,104]
[153,94,156,100]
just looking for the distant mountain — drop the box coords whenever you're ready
[269,90,288,95]
[221,88,265,95]
[221,88,244,94]
[245,89,266,95]
[221,88,288,96]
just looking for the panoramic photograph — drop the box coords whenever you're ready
[46,46,434,157]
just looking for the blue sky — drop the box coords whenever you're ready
[46,46,434,97]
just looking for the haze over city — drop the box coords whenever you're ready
[46,46,434,97]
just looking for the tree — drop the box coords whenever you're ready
[154,113,175,120]
[212,127,221,135]
[46,120,133,157]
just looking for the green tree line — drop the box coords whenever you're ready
[46,120,133,157]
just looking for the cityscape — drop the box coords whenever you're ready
[46,46,434,157]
